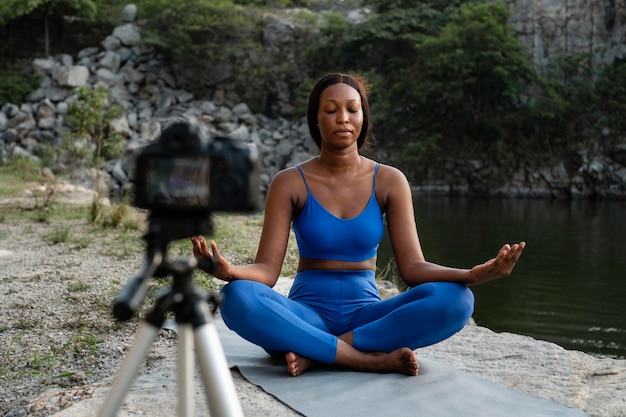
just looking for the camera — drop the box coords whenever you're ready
[132,121,262,241]
[134,121,261,214]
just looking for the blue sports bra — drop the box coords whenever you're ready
[292,164,384,262]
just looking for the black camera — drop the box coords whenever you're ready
[132,121,262,241]
[134,121,261,214]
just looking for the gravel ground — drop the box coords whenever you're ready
[0,212,147,415]
[0,188,300,416]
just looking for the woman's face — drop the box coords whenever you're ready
[316,83,363,150]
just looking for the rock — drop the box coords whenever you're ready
[53,65,90,88]
[0,111,8,131]
[32,57,57,76]
[122,4,137,22]
[112,24,141,47]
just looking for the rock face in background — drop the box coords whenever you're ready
[411,152,626,199]
[0,2,625,200]
[506,0,626,66]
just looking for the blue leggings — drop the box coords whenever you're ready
[219,269,474,364]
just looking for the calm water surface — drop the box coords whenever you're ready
[378,196,626,359]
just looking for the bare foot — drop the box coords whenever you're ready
[286,352,319,377]
[335,342,419,376]
[368,348,419,376]
[286,347,419,377]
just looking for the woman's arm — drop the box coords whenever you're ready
[379,166,525,287]
[191,168,302,287]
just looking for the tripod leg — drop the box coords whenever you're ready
[97,322,161,417]
[195,319,244,417]
[177,323,195,417]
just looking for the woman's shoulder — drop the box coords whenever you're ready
[270,166,302,186]
[265,164,310,209]
[373,162,411,206]
[375,162,408,182]
[267,163,311,195]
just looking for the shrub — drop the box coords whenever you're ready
[63,86,124,165]
[0,70,40,106]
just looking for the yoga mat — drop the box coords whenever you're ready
[214,318,589,417]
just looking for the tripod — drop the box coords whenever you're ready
[98,218,244,417]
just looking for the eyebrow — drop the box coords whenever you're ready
[322,99,360,103]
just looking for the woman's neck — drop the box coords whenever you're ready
[317,150,362,172]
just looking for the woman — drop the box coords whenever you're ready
[192,73,525,377]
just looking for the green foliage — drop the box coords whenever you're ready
[400,133,442,167]
[528,52,626,153]
[0,157,47,185]
[43,226,71,244]
[392,2,535,164]
[0,0,125,60]
[0,0,99,24]
[351,0,479,75]
[90,195,142,231]
[0,70,40,106]
[64,86,125,165]
[135,0,260,95]
[233,0,293,6]
[595,57,626,137]
[304,1,448,78]
[304,13,352,75]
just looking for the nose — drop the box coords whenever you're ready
[336,108,349,123]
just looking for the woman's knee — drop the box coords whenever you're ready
[440,283,474,325]
[219,280,266,321]
[417,282,474,325]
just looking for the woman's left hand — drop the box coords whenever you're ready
[468,242,526,285]
[191,235,210,259]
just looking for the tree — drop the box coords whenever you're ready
[397,2,535,163]
[0,0,101,56]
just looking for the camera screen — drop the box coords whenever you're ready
[140,156,211,210]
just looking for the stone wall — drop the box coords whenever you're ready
[0,7,318,201]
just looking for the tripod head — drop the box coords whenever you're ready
[112,213,216,322]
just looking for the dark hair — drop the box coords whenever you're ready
[306,73,373,151]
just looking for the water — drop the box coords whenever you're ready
[378,196,626,359]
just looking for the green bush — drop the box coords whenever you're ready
[63,86,124,165]
[0,70,40,106]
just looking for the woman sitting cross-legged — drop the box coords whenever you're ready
[191,73,526,377]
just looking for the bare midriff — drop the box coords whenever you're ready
[297,257,377,272]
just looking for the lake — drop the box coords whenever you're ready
[378,196,626,359]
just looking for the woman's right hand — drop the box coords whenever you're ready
[191,236,232,281]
